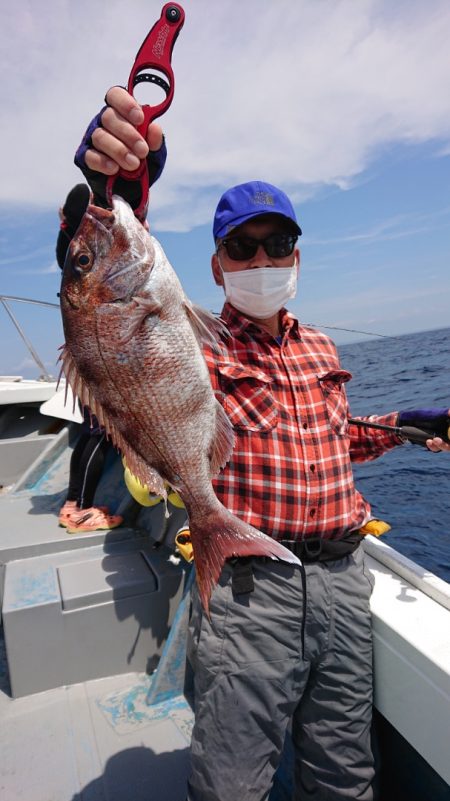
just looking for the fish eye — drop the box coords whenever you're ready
[75,252,93,272]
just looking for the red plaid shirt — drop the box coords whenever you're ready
[203,303,402,542]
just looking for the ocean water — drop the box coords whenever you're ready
[337,326,450,583]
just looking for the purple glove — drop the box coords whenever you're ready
[398,408,450,444]
[74,107,167,216]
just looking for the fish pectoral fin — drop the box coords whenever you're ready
[184,302,229,350]
[209,400,235,476]
[120,296,163,343]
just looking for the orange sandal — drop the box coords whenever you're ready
[66,507,123,533]
[59,502,108,528]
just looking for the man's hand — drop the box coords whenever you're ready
[74,86,167,219]
[83,86,164,176]
[426,432,450,453]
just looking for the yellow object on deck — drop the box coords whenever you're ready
[359,519,391,537]
[167,489,185,509]
[122,459,186,509]
[175,527,194,562]
[123,463,163,507]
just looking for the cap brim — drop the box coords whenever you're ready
[215,211,301,240]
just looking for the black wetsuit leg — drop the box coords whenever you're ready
[66,431,109,508]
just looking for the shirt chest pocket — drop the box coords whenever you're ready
[217,362,278,432]
[317,369,352,436]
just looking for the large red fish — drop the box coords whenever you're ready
[59,196,299,610]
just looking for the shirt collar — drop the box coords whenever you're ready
[220,303,302,341]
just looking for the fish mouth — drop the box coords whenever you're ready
[107,196,153,289]
[85,204,116,240]
[85,196,141,234]
[87,205,116,222]
[111,195,136,220]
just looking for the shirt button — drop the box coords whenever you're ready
[310,464,316,472]
[310,509,316,518]
[303,423,308,429]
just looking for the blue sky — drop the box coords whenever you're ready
[1,0,449,378]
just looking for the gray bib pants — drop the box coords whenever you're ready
[187,547,375,801]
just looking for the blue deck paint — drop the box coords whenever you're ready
[97,567,195,737]
[146,567,194,707]
[97,681,193,738]
[7,566,59,609]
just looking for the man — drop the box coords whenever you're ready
[75,87,450,801]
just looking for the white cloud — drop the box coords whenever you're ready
[1,0,450,231]
[41,260,59,274]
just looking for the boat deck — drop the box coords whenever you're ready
[0,397,199,801]
[0,385,449,801]
[0,654,192,801]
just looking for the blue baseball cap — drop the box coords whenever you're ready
[213,180,302,240]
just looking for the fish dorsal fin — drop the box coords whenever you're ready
[59,345,166,498]
[209,399,235,477]
[183,302,229,350]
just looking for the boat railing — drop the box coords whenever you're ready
[0,295,60,382]
[364,535,450,610]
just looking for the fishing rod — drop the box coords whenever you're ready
[349,418,450,446]
[304,323,393,339]
[2,296,446,443]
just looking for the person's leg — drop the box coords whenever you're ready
[187,558,310,801]
[59,432,91,525]
[62,431,123,531]
[292,548,375,801]
[77,431,108,508]
[66,431,91,502]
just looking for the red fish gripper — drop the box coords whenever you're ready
[106,3,185,219]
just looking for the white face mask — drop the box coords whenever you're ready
[220,261,298,319]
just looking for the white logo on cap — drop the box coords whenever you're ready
[252,191,275,206]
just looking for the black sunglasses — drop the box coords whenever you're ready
[219,233,298,261]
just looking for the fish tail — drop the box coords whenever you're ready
[188,505,300,614]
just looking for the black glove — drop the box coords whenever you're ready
[397,408,450,444]
[74,106,167,216]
